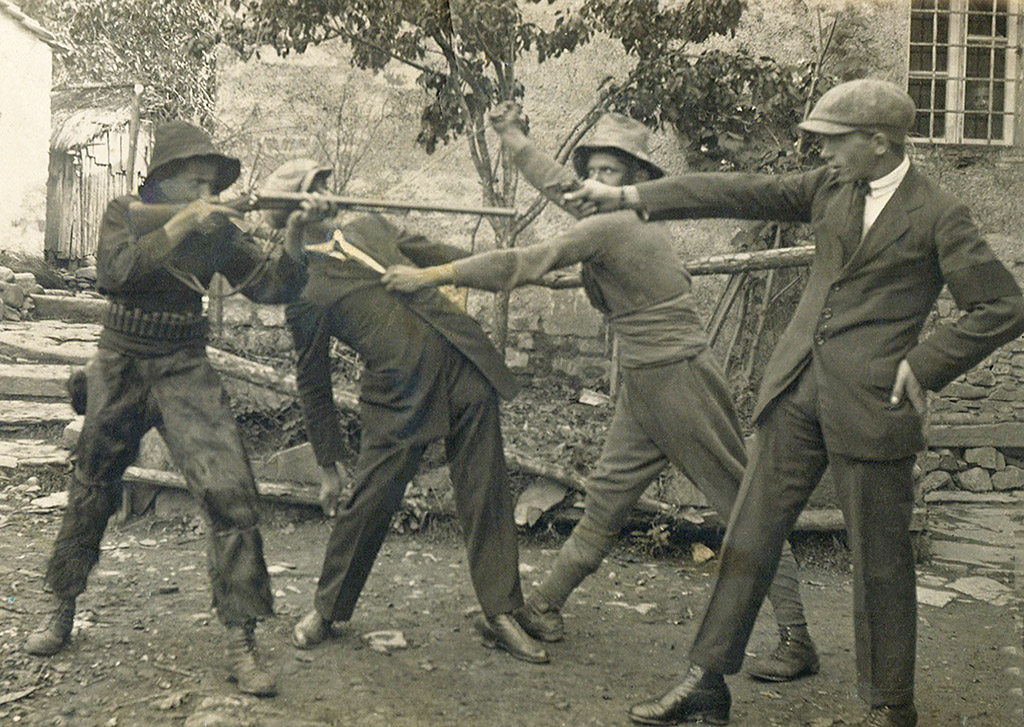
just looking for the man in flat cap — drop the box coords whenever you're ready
[565,78,1024,726]
[23,121,310,697]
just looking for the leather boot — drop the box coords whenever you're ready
[474,613,550,664]
[24,597,76,656]
[746,624,820,682]
[855,704,918,727]
[226,621,277,697]
[628,664,730,725]
[292,609,335,650]
[513,597,564,643]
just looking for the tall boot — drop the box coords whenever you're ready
[226,620,277,697]
[24,597,76,656]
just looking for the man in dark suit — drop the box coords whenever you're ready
[565,79,1024,726]
[261,160,548,664]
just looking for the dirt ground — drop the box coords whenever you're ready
[1,479,1022,727]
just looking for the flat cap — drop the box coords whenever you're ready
[798,79,916,139]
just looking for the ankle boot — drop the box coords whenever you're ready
[746,624,820,682]
[628,664,730,725]
[513,597,564,643]
[226,621,277,697]
[24,597,76,656]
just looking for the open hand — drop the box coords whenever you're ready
[381,265,437,293]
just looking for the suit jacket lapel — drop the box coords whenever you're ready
[839,168,924,276]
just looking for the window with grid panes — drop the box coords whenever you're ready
[908,0,1020,144]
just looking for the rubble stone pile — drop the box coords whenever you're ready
[0,266,43,322]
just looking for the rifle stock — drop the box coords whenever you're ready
[127,192,516,237]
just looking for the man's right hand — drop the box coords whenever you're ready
[488,101,524,135]
[563,179,631,216]
[318,463,346,518]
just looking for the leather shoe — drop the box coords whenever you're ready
[474,613,549,664]
[292,609,342,650]
[513,598,564,642]
[746,624,820,682]
[855,704,918,727]
[628,664,730,725]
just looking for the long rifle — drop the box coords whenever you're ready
[128,192,516,238]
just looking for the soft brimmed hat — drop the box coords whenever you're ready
[798,79,916,141]
[259,158,333,229]
[146,121,241,193]
[572,113,665,180]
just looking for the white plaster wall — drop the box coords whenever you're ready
[0,14,51,257]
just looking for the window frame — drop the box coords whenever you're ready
[908,0,1022,146]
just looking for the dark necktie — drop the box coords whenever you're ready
[840,180,870,263]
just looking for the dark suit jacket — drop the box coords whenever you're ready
[636,164,1024,460]
[287,213,518,465]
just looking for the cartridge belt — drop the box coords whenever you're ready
[102,302,208,341]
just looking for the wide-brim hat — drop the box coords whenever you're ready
[572,113,665,180]
[146,120,241,194]
[798,78,916,141]
[259,158,333,229]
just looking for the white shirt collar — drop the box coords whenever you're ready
[868,155,910,198]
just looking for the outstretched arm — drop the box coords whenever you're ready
[489,102,589,219]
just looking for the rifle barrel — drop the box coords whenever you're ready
[251,191,517,218]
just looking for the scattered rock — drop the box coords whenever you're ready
[691,543,716,564]
[916,586,957,608]
[947,576,1014,606]
[363,630,408,653]
[30,491,68,509]
[514,478,569,527]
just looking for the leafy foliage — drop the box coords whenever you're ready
[22,0,221,124]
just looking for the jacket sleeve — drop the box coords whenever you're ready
[396,228,471,266]
[511,143,586,219]
[451,213,628,292]
[219,225,308,304]
[904,202,1024,391]
[635,167,830,224]
[96,196,182,292]
[285,299,346,467]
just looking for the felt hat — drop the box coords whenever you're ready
[572,113,665,180]
[798,79,916,141]
[259,158,333,229]
[146,121,241,194]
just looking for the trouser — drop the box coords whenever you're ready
[690,360,916,707]
[313,355,523,621]
[537,349,806,628]
[46,348,273,626]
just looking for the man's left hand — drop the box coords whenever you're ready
[890,359,927,415]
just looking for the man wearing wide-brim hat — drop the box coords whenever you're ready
[383,102,820,683]
[566,79,1024,727]
[23,120,310,697]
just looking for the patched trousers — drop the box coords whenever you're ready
[690,359,917,707]
[46,347,273,626]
